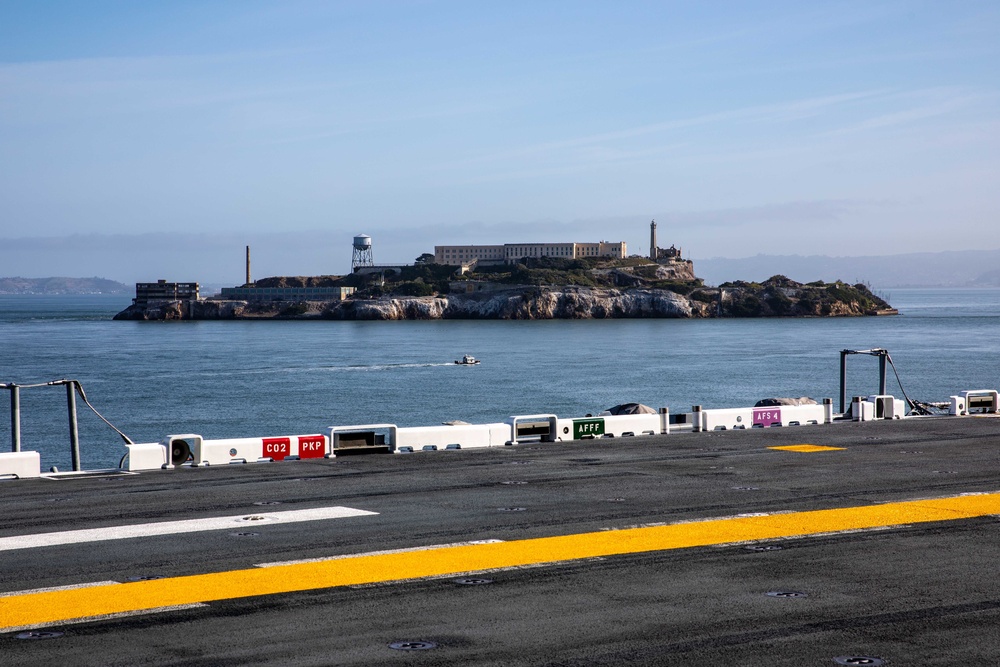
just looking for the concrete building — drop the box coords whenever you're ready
[434,241,626,266]
[132,280,199,307]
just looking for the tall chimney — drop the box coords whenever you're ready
[246,245,251,286]
[649,220,657,261]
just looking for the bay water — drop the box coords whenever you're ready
[1,289,998,471]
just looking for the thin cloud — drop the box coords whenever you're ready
[821,89,985,136]
[0,50,351,121]
[444,90,889,169]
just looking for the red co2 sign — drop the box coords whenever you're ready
[263,437,291,461]
[297,435,326,459]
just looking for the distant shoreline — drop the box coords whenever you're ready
[0,277,130,295]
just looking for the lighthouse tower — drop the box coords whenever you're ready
[649,220,658,261]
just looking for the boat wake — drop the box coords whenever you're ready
[138,362,461,381]
[330,362,459,372]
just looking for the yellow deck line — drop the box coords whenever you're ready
[3,492,1000,631]
[769,444,846,452]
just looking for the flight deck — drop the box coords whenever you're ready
[3,414,1000,666]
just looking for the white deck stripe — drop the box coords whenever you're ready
[0,581,120,598]
[0,506,378,552]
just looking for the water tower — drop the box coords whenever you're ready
[352,234,374,270]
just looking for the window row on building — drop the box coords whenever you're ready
[433,241,626,266]
[133,280,200,307]
[218,286,356,302]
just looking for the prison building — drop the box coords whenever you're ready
[434,241,626,266]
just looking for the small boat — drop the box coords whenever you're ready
[455,355,480,365]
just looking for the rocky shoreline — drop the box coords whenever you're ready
[114,279,896,321]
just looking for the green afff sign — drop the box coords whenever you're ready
[573,418,605,439]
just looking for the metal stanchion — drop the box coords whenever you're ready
[66,381,81,472]
[9,384,21,452]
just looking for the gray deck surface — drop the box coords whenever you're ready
[3,415,1000,666]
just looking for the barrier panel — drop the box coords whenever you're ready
[867,395,907,419]
[328,424,396,455]
[506,415,559,444]
[555,413,663,440]
[759,404,825,427]
[162,434,202,468]
[395,423,509,452]
[0,451,41,479]
[950,390,999,416]
[326,423,513,454]
[124,433,329,470]
[124,443,167,471]
[701,404,829,431]
[780,403,830,426]
[194,434,329,466]
[701,407,755,431]
[197,437,265,465]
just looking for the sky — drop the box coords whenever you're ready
[1,1,998,284]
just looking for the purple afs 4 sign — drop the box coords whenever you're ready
[752,408,782,428]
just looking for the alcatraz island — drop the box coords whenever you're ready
[114,222,896,321]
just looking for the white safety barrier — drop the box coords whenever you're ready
[554,413,665,440]
[193,434,328,466]
[124,433,328,470]
[506,414,559,444]
[950,390,1000,416]
[163,434,201,469]
[851,395,908,421]
[114,386,1000,476]
[396,412,669,451]
[700,407,754,431]
[124,442,167,471]
[325,422,510,453]
[0,451,41,479]
[395,423,509,452]
[867,395,907,419]
[328,424,396,452]
[700,403,830,431]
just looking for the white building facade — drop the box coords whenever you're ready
[434,241,626,266]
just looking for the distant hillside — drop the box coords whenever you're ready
[694,248,1000,288]
[0,277,131,295]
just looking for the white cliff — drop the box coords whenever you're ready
[326,287,703,320]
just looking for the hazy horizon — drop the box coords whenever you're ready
[2,233,999,290]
